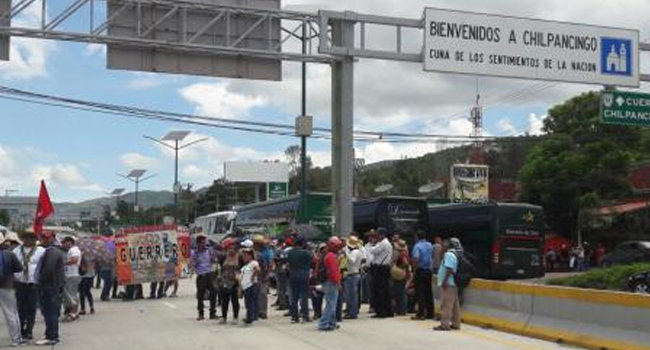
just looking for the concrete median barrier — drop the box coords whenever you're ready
[460,279,650,350]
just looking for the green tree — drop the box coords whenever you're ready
[0,209,10,226]
[285,145,313,194]
[518,91,648,238]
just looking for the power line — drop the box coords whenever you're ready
[0,85,552,144]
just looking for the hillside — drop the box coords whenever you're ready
[296,135,543,198]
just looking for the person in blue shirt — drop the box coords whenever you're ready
[410,230,434,320]
[434,238,462,331]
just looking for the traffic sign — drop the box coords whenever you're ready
[601,90,650,127]
[267,182,288,200]
[423,8,640,87]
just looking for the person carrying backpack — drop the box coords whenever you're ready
[0,232,26,346]
[433,238,463,331]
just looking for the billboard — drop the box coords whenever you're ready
[224,161,289,183]
[115,225,191,285]
[423,8,640,87]
[107,0,281,81]
[449,164,489,203]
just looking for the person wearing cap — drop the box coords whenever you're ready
[342,235,363,319]
[0,232,26,346]
[411,230,434,320]
[13,231,45,341]
[287,235,312,323]
[240,248,260,325]
[392,239,410,316]
[190,233,218,321]
[318,236,342,331]
[252,234,273,320]
[35,231,66,346]
[61,236,82,322]
[367,228,394,318]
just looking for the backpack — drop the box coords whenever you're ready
[452,251,473,288]
[316,254,327,284]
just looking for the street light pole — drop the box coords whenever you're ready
[174,139,179,206]
[144,132,208,213]
[299,21,308,223]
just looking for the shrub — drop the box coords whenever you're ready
[546,263,650,291]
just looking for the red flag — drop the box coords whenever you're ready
[33,180,54,239]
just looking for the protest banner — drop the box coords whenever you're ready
[115,225,191,285]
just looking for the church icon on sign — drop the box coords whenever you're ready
[601,38,632,76]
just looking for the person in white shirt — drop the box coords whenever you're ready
[240,249,260,325]
[343,235,363,319]
[368,228,394,318]
[12,232,45,340]
[62,237,82,322]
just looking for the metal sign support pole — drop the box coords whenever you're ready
[330,17,355,236]
[300,21,308,224]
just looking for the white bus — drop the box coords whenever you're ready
[193,211,236,241]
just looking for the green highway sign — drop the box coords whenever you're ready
[267,182,288,200]
[601,90,650,127]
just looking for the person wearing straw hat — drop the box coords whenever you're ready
[0,232,26,346]
[61,236,82,322]
[252,234,273,320]
[367,228,394,318]
[342,235,363,319]
[13,231,45,341]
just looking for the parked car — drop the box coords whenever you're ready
[601,241,650,267]
[627,271,650,294]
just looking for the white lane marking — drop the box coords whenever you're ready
[163,302,178,309]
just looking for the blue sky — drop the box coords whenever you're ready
[0,0,649,202]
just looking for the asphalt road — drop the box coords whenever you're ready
[0,279,581,350]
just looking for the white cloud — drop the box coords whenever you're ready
[119,153,161,170]
[30,163,104,192]
[83,43,106,57]
[0,1,54,80]
[0,146,16,178]
[126,72,184,90]
[179,83,268,119]
[528,113,547,136]
[151,133,284,186]
[498,118,518,135]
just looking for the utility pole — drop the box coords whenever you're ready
[117,170,156,211]
[295,20,313,223]
[144,131,208,209]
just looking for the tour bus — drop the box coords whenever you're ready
[233,193,333,240]
[428,202,545,279]
[192,211,236,242]
[354,196,429,244]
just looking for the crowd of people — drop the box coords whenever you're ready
[545,242,607,272]
[0,227,467,346]
[186,228,467,332]
[0,229,91,346]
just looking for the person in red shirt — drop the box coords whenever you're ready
[318,236,342,331]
